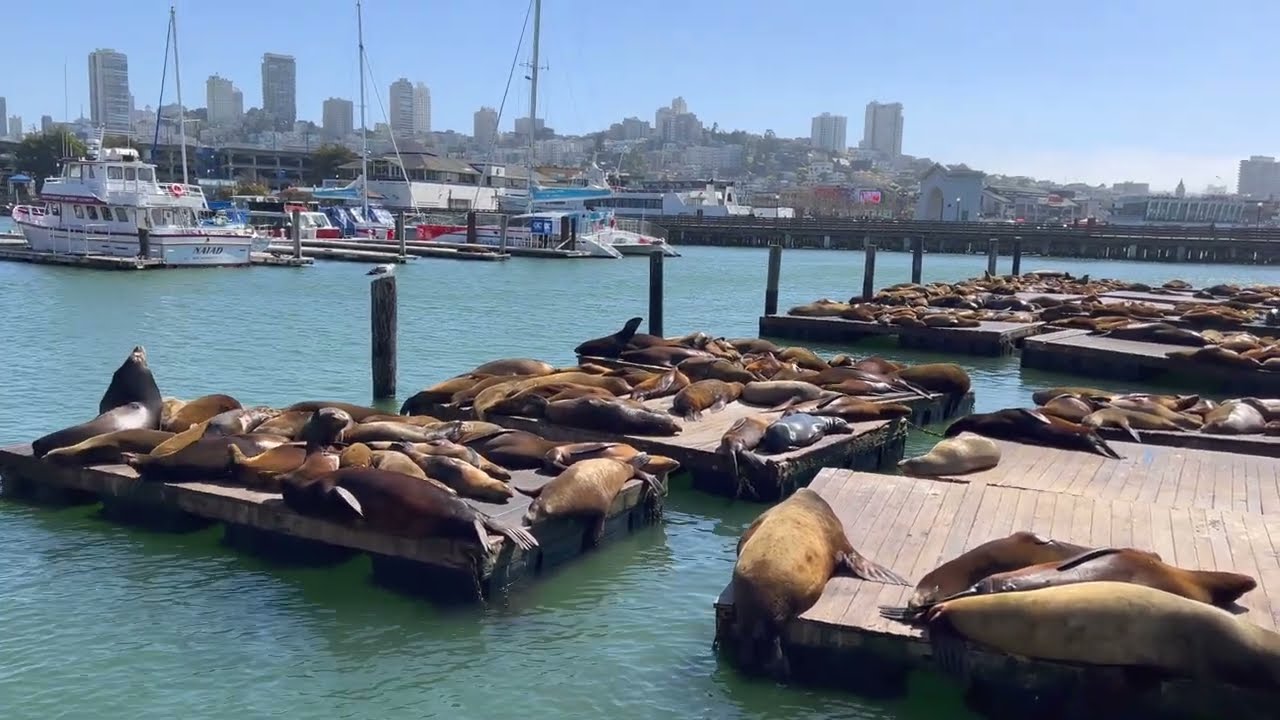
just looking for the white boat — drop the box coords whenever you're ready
[11,139,257,265]
[413,209,678,258]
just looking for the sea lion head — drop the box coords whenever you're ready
[130,345,148,365]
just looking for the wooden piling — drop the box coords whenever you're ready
[910,236,923,284]
[1012,236,1023,275]
[395,213,406,258]
[648,251,664,337]
[861,236,877,300]
[137,228,151,259]
[764,244,782,315]
[465,211,477,244]
[290,209,302,259]
[499,214,509,254]
[370,275,397,399]
[986,238,998,275]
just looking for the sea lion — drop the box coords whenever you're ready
[342,421,462,444]
[368,449,430,480]
[792,395,913,421]
[918,581,1280,691]
[676,357,758,384]
[338,442,374,468]
[718,415,773,485]
[470,373,631,418]
[775,347,830,372]
[280,467,537,550]
[43,429,175,466]
[628,368,690,401]
[898,432,1000,477]
[573,317,644,358]
[1167,346,1263,370]
[461,429,561,470]
[398,374,489,414]
[362,413,441,426]
[1106,397,1204,429]
[620,345,713,368]
[531,396,682,436]
[32,402,157,458]
[1031,386,1113,406]
[1202,400,1267,435]
[892,363,972,395]
[1240,397,1280,423]
[228,444,309,488]
[296,408,355,446]
[124,433,289,479]
[1039,394,1097,423]
[371,439,510,479]
[284,400,387,422]
[739,380,829,410]
[759,413,852,454]
[518,455,663,545]
[470,358,555,376]
[164,394,243,433]
[395,443,512,503]
[542,442,681,475]
[272,446,342,489]
[160,398,186,430]
[1101,322,1208,346]
[730,488,909,674]
[945,408,1122,460]
[809,366,929,398]
[729,338,781,355]
[881,547,1256,622]
[852,357,904,375]
[205,406,278,436]
[249,411,315,439]
[671,379,743,421]
[1083,407,1195,440]
[906,531,1093,609]
[98,345,163,425]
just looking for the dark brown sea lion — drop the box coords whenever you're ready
[628,368,690,401]
[164,394,243,433]
[280,467,537,550]
[620,345,713,367]
[124,433,289,479]
[519,455,663,545]
[461,429,561,470]
[399,374,489,414]
[542,442,681,475]
[470,358,556,376]
[573,317,644,358]
[532,395,682,436]
[671,379,744,421]
[43,429,175,466]
[297,408,355,445]
[395,443,512,503]
[342,421,461,444]
[284,400,387,422]
[32,402,157,458]
[905,531,1093,609]
[945,408,1122,459]
[881,547,1256,623]
[676,357,758,384]
[1167,346,1263,370]
[759,413,852,453]
[729,338,781,355]
[730,488,909,675]
[892,363,972,395]
[98,346,163,426]
[792,395,913,421]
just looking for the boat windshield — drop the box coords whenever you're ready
[149,207,197,228]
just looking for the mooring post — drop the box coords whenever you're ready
[498,214,509,254]
[290,209,301,259]
[986,238,999,276]
[1011,236,1023,275]
[861,236,877,300]
[465,211,477,244]
[764,244,782,315]
[911,236,923,284]
[137,228,151,259]
[648,251,664,337]
[371,275,397,400]
[395,213,407,258]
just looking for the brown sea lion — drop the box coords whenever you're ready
[1107,397,1203,428]
[676,357,759,384]
[43,428,175,466]
[368,450,430,481]
[1202,400,1267,435]
[573,317,643,358]
[892,363,972,395]
[532,395,681,436]
[917,581,1280,692]
[898,432,1001,477]
[1031,386,1114,406]
[369,439,511,479]
[298,407,355,446]
[205,406,279,436]
[759,413,852,453]
[821,378,899,396]
[671,379,744,421]
[280,467,536,550]
[851,356,904,375]
[1167,346,1263,370]
[399,374,489,414]
[1081,407,1177,441]
[461,429,561,470]
[542,442,681,475]
[341,421,461,444]
[284,400,387,422]
[338,442,374,468]
[738,380,829,409]
[470,373,631,418]
[164,394,243,432]
[124,433,289,479]
[628,368,690,401]
[718,415,773,485]
[160,397,186,430]
[362,413,441,426]
[98,345,163,426]
[906,531,1093,609]
[1039,394,1097,423]
[1100,322,1208,346]
[228,444,309,488]
[250,411,315,440]
[272,447,342,488]
[519,455,663,545]
[395,443,512,503]
[32,402,160,458]
[792,395,912,421]
[729,338,782,355]
[470,358,556,376]
[730,488,909,674]
[945,408,1121,459]
[620,345,713,368]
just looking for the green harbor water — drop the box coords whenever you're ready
[0,244,1276,719]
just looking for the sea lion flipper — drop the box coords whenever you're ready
[566,442,622,459]
[514,484,544,498]
[1119,418,1142,443]
[839,550,910,586]
[330,486,363,519]
[1054,546,1125,571]
[1090,432,1123,460]
[1024,409,1054,425]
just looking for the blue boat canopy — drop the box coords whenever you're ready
[9,174,32,183]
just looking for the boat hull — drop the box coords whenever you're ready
[15,218,255,266]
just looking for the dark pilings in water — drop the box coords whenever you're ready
[1012,237,1023,275]
[862,236,877,300]
[910,236,923,284]
[371,275,397,400]
[290,209,302,259]
[765,244,782,315]
[466,211,477,244]
[395,213,406,258]
[137,228,151,259]
[986,238,998,276]
[649,251,664,337]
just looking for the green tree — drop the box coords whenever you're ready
[308,143,356,185]
[232,180,269,197]
[16,131,86,189]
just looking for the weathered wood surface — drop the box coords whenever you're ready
[758,314,1044,356]
[0,442,657,597]
[1094,426,1280,459]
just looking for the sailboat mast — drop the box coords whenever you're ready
[526,0,541,212]
[170,5,189,186]
[357,0,370,218]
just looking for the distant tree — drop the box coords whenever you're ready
[232,180,269,197]
[16,131,86,189]
[103,135,138,149]
[308,144,357,184]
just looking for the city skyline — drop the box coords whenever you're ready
[3,0,1277,190]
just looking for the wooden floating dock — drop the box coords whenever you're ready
[416,239,600,259]
[0,246,312,269]
[758,314,1045,356]
[1093,427,1280,459]
[295,238,509,262]
[266,243,410,264]
[1022,328,1280,394]
[713,465,1280,719]
[0,443,661,602]
[424,395,911,501]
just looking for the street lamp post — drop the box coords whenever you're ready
[1257,202,1264,228]
[955,196,962,222]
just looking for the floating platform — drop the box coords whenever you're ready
[296,238,509,262]
[713,468,1280,720]
[423,396,910,501]
[266,243,409,264]
[418,239,598,259]
[1022,328,1280,394]
[0,443,661,602]
[758,315,1044,356]
[1093,427,1280,459]
[0,246,312,269]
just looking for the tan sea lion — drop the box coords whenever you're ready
[532,395,682,436]
[792,395,913,421]
[32,402,160,458]
[851,357,904,375]
[470,358,556,376]
[398,374,489,414]
[249,411,314,440]
[1106,397,1203,428]
[124,433,289,479]
[676,357,759,384]
[43,429,175,466]
[519,455,663,544]
[395,443,512,503]
[341,421,461,444]
[730,488,909,674]
[787,299,850,318]
[1084,407,1195,440]
[907,531,1093,609]
[729,338,781,355]
[738,380,829,409]
[628,368,690,401]
[228,444,309,488]
[1167,346,1263,369]
[671,379,744,421]
[718,415,773,486]
[542,442,681,475]
[898,432,1000,477]
[272,446,342,488]
[284,400,387,422]
[160,397,186,431]
[776,347,830,371]
[362,413,441,426]
[204,406,279,436]
[339,442,374,468]
[1031,386,1114,406]
[369,439,511,480]
[368,449,430,480]
[919,581,1280,691]
[1039,394,1097,423]
[892,363,972,395]
[1202,400,1267,435]
[164,394,243,432]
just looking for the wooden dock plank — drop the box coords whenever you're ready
[758,314,1043,356]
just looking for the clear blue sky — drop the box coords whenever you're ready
[4,0,1275,191]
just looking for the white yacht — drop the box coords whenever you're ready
[11,139,258,266]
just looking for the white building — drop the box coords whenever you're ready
[810,113,847,153]
[413,83,431,134]
[388,78,413,138]
[862,101,903,157]
[473,106,498,147]
[915,163,985,221]
[261,53,297,125]
[206,75,244,126]
[88,48,131,134]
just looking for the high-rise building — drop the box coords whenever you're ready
[388,78,414,137]
[810,112,847,153]
[88,48,132,134]
[8,116,22,139]
[322,97,354,139]
[41,115,54,133]
[413,82,431,134]
[261,53,297,125]
[861,101,904,156]
[1238,156,1280,199]
[206,75,244,126]
[0,98,6,133]
[671,96,688,115]
[473,106,498,146]
[621,117,650,141]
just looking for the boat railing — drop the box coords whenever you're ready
[613,217,669,242]
[48,223,110,256]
